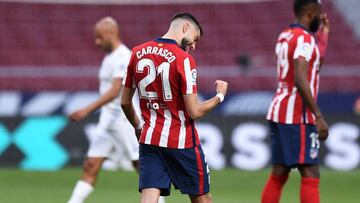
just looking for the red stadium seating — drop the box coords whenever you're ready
[0,0,359,91]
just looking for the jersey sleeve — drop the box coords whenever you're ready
[293,34,316,62]
[178,55,198,95]
[123,51,136,88]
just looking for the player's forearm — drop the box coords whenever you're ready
[121,103,140,127]
[86,89,119,113]
[187,96,221,120]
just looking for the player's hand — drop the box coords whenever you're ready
[215,80,228,96]
[316,116,329,141]
[69,108,90,122]
[320,13,330,34]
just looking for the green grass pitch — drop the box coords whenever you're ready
[0,168,359,203]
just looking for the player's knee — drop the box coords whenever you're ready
[189,193,212,203]
[299,165,320,178]
[83,160,100,176]
[271,164,290,176]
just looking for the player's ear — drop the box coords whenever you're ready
[182,22,190,34]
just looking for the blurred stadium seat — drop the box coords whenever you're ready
[0,0,359,92]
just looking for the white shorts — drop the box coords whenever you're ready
[87,112,139,161]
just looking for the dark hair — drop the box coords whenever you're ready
[171,12,203,36]
[293,0,321,17]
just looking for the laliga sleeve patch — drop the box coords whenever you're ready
[191,69,197,84]
[302,43,311,55]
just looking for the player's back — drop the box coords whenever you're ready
[267,24,320,124]
[124,38,200,149]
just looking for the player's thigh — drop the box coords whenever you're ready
[271,164,291,176]
[269,121,287,165]
[274,123,304,167]
[139,144,171,196]
[87,124,114,158]
[83,157,106,173]
[162,145,210,196]
[189,193,212,203]
[276,123,319,167]
[298,164,320,178]
[111,122,139,161]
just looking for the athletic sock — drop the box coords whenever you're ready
[67,180,94,203]
[300,177,320,203]
[158,196,166,203]
[261,175,289,203]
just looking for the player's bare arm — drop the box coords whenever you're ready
[183,80,228,120]
[121,86,142,138]
[294,57,329,140]
[317,13,330,67]
[69,78,122,121]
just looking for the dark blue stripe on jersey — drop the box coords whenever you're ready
[154,38,178,45]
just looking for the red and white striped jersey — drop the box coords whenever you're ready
[267,24,321,124]
[124,38,200,149]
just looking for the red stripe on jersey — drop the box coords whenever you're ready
[267,88,283,121]
[293,96,303,123]
[166,117,180,148]
[194,126,200,146]
[195,146,204,195]
[299,124,306,164]
[278,96,288,123]
[151,110,164,146]
[140,124,149,144]
[307,109,315,124]
[185,121,194,148]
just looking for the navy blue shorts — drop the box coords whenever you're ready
[269,121,320,167]
[138,144,210,196]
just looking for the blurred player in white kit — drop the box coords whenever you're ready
[67,17,165,203]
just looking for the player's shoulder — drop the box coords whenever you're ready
[289,26,315,42]
[172,47,195,63]
[118,44,131,54]
[131,40,156,52]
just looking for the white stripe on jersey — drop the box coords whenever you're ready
[310,40,319,97]
[266,88,281,120]
[178,110,186,149]
[184,58,193,94]
[285,87,297,123]
[309,43,320,122]
[293,35,304,59]
[159,110,171,147]
[145,109,157,145]
[272,88,288,122]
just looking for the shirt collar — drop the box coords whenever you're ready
[289,23,311,33]
[154,37,178,45]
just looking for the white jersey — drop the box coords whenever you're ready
[98,44,131,125]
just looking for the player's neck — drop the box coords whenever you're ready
[111,41,121,52]
[294,18,310,31]
[161,32,181,46]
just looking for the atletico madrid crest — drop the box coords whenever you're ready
[310,148,319,159]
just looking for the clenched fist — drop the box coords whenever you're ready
[215,80,228,96]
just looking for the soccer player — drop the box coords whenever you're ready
[67,17,140,203]
[121,12,228,203]
[262,1,330,203]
